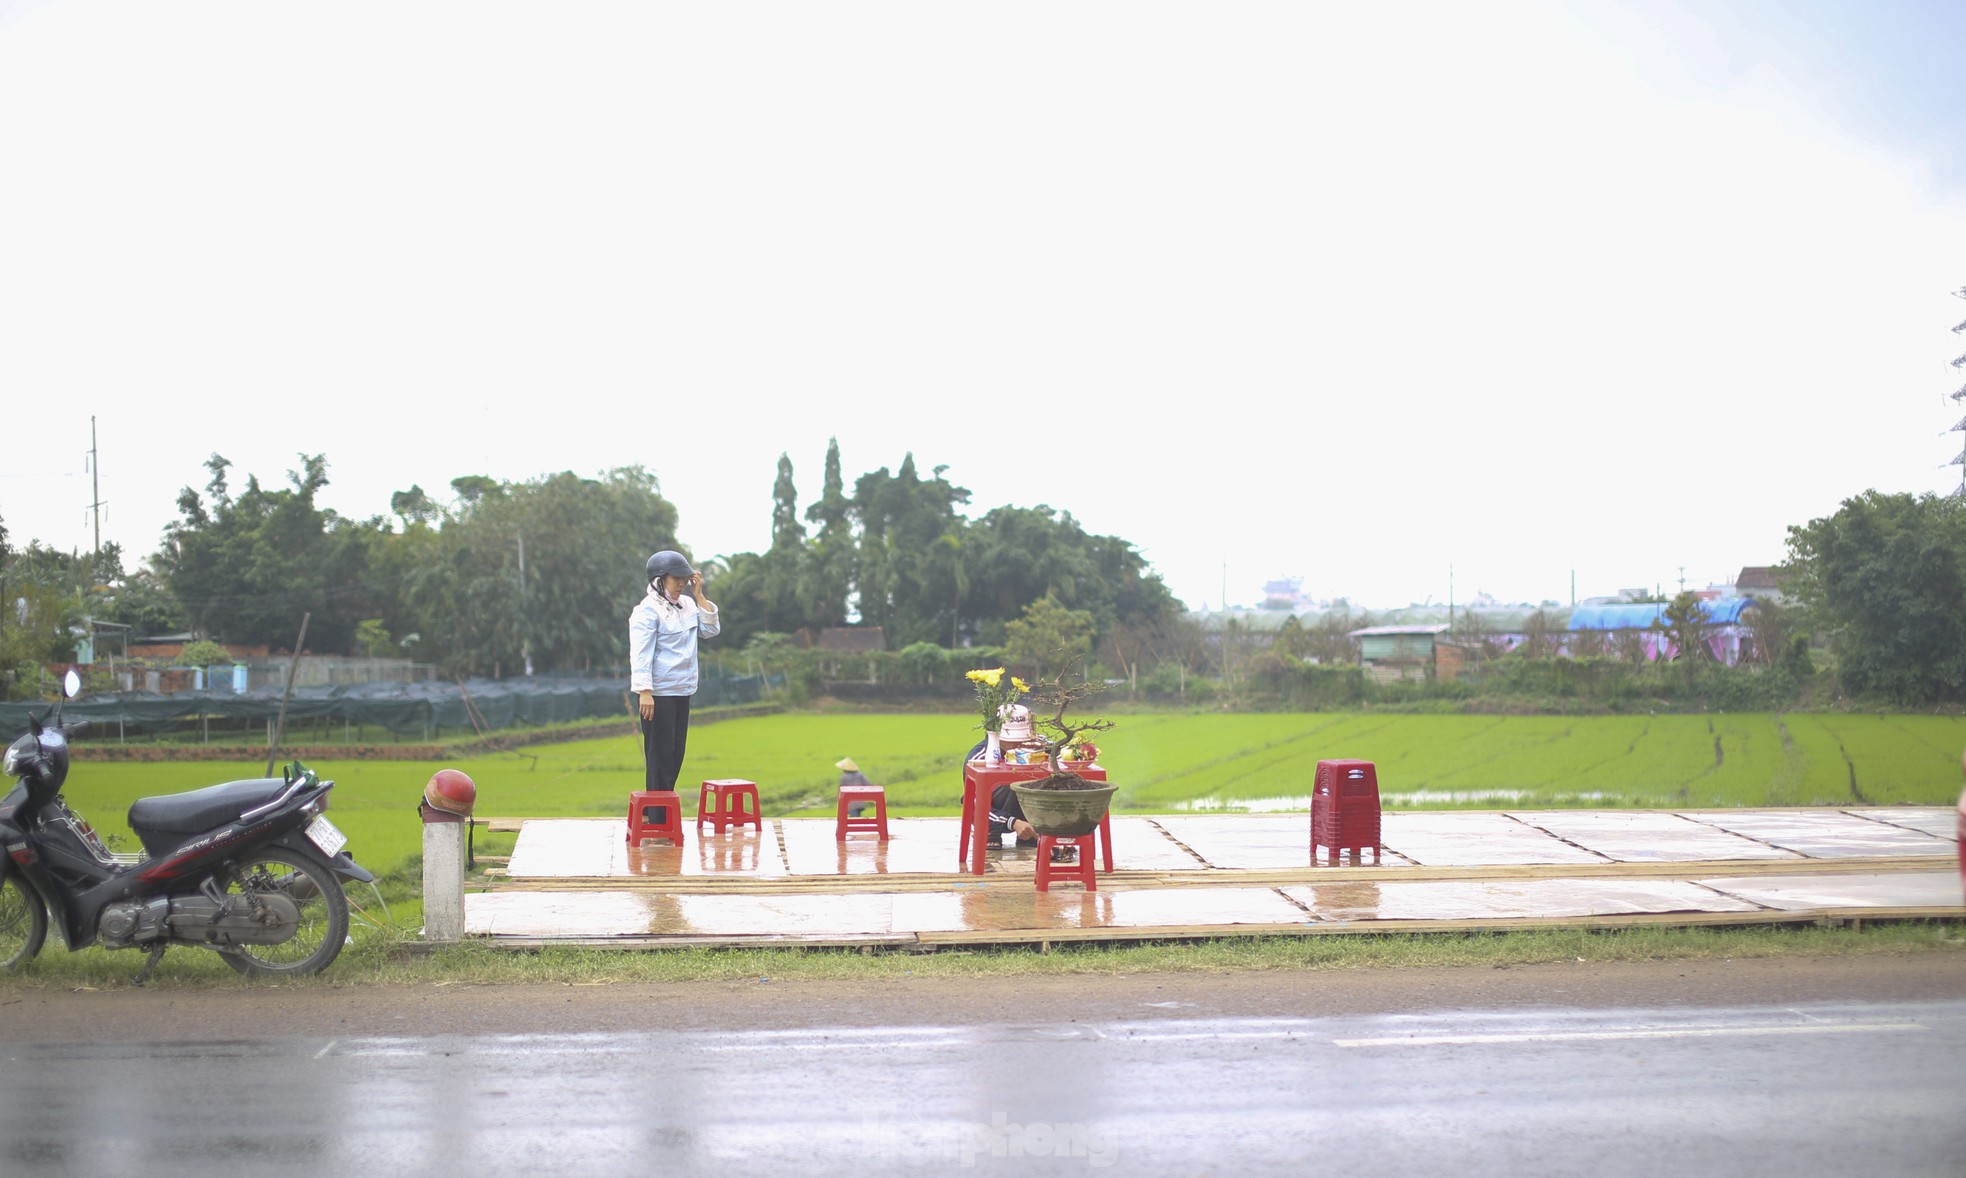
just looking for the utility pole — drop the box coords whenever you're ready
[1949,286,1965,497]
[85,416,107,561]
[516,533,533,676]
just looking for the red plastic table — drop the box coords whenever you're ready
[961,759,1107,876]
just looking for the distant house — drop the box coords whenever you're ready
[1349,623,1449,685]
[1734,566,1788,603]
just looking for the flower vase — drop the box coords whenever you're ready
[986,732,1002,763]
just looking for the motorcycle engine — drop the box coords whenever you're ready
[167,891,302,946]
[99,890,304,949]
[98,897,170,948]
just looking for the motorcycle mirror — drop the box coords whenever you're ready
[63,668,81,699]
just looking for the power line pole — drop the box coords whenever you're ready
[1950,286,1966,497]
[86,415,107,560]
[517,533,533,676]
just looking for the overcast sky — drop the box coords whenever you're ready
[2,0,1962,613]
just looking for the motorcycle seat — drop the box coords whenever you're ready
[128,778,292,839]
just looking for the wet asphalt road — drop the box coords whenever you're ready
[4,995,1963,1177]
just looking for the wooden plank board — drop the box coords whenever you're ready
[464,906,1962,952]
[474,855,1948,895]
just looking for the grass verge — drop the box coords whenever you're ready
[4,920,1960,992]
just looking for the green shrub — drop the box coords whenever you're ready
[896,642,951,685]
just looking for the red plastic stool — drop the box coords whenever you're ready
[627,790,684,845]
[1311,758,1381,865]
[835,784,889,841]
[697,779,763,833]
[1033,832,1099,892]
[1095,810,1115,872]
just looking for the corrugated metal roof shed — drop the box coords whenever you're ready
[1349,623,1448,664]
[1348,624,1452,637]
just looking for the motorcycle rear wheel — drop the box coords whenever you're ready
[0,873,48,970]
[216,848,349,977]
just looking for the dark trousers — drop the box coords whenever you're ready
[966,738,1030,841]
[640,695,692,793]
[988,783,1027,839]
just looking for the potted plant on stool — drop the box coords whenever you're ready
[1008,660,1118,837]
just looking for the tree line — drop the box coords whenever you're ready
[0,441,1184,695]
[710,440,1180,651]
[2,463,1962,707]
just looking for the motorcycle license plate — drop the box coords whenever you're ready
[304,815,348,857]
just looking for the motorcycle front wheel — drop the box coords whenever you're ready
[0,873,48,969]
[217,848,349,977]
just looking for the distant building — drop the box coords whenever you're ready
[1349,624,1450,684]
[1734,566,1788,603]
[1566,597,1762,665]
[1261,577,1304,610]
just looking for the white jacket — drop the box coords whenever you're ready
[628,590,721,696]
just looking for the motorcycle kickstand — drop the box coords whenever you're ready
[130,943,167,988]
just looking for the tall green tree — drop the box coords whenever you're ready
[396,466,680,677]
[800,437,854,630]
[701,550,771,649]
[961,505,1180,645]
[850,455,970,645]
[156,453,390,654]
[1784,490,1966,703]
[760,453,808,633]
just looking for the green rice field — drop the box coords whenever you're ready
[55,711,1966,877]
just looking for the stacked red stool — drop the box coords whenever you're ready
[836,785,889,841]
[1311,758,1381,864]
[697,779,763,834]
[626,790,684,845]
[1033,832,1099,892]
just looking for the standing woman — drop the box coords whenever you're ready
[630,549,721,793]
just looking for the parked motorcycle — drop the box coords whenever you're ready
[0,670,374,982]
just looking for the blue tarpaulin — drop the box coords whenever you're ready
[1567,597,1758,631]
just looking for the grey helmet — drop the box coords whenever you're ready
[645,550,695,585]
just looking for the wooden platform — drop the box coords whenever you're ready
[462,809,1964,949]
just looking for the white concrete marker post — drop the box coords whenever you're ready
[419,769,478,942]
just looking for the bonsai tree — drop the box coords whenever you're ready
[1028,653,1116,787]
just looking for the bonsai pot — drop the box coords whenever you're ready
[1009,775,1118,837]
